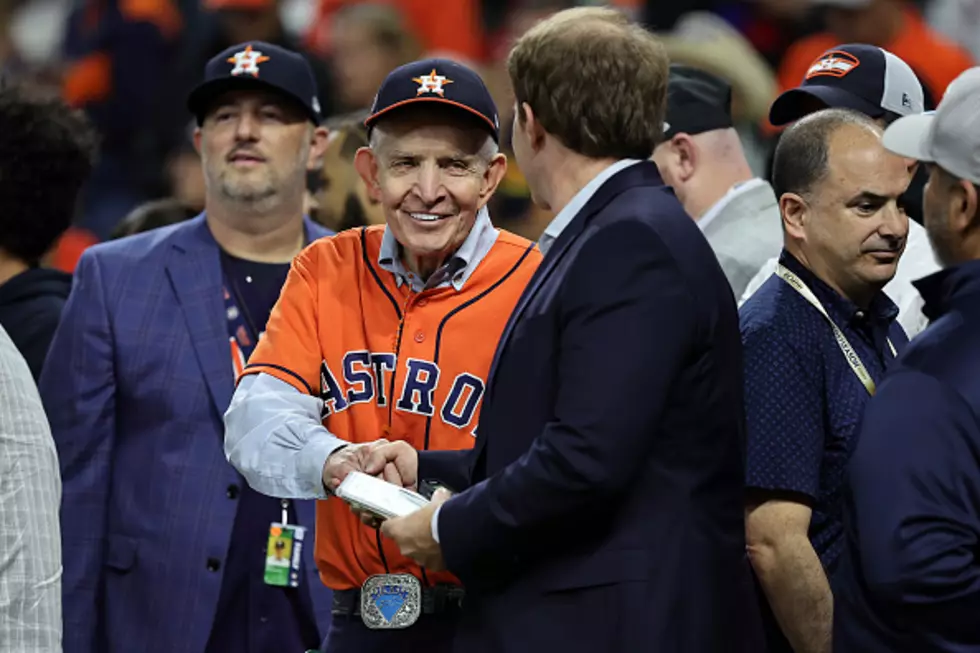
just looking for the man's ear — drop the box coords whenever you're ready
[671,133,698,184]
[519,102,546,153]
[353,147,382,203]
[478,152,508,208]
[193,127,203,156]
[307,126,330,168]
[779,192,809,241]
[951,177,980,236]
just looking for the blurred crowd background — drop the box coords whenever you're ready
[1,0,976,270]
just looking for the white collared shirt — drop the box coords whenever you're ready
[537,159,644,255]
[697,178,769,233]
[377,206,498,292]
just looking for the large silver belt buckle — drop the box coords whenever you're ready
[360,573,422,630]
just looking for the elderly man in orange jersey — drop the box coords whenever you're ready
[223,58,541,653]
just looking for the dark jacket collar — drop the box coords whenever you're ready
[914,258,980,321]
[541,161,666,260]
[779,249,899,330]
[0,267,72,306]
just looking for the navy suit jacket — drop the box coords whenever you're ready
[419,162,761,652]
[38,215,333,653]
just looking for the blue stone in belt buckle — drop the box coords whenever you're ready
[360,574,422,629]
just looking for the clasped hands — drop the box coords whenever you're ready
[321,440,450,571]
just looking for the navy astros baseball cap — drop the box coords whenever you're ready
[769,44,924,126]
[187,41,322,125]
[365,58,500,142]
[663,65,733,139]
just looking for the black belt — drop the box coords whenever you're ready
[332,583,465,616]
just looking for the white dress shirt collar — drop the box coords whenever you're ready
[537,159,643,255]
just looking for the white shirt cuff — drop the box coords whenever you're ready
[431,503,442,544]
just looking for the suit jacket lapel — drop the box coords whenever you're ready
[472,221,585,460]
[166,215,235,415]
[487,216,585,384]
[488,161,665,385]
[476,162,665,457]
[164,215,330,416]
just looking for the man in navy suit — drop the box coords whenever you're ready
[366,7,759,652]
[38,42,332,653]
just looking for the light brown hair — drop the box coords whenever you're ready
[506,6,669,160]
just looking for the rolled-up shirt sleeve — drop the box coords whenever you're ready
[224,373,347,499]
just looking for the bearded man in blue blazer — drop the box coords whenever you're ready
[40,42,335,653]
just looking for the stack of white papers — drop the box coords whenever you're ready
[335,471,430,520]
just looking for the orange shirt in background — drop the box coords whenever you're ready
[50,227,99,273]
[307,0,483,62]
[772,5,974,132]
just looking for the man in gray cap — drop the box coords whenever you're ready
[833,66,980,653]
[652,64,781,297]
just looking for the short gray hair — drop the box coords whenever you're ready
[369,121,498,164]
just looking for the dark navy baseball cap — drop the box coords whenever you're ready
[364,58,500,142]
[187,41,321,125]
[663,65,733,139]
[769,44,924,126]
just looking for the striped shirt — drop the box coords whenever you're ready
[0,324,62,652]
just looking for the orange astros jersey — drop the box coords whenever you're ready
[241,224,541,590]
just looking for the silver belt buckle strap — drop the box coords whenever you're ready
[360,573,422,630]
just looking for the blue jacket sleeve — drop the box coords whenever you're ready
[38,251,116,653]
[846,369,980,642]
[417,450,473,494]
[436,220,697,577]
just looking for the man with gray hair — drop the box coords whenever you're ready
[652,64,782,297]
[224,58,541,652]
[834,66,980,653]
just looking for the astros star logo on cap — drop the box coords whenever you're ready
[227,44,270,78]
[412,68,453,97]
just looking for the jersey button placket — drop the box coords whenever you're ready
[405,294,426,343]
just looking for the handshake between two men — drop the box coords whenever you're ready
[322,440,453,571]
